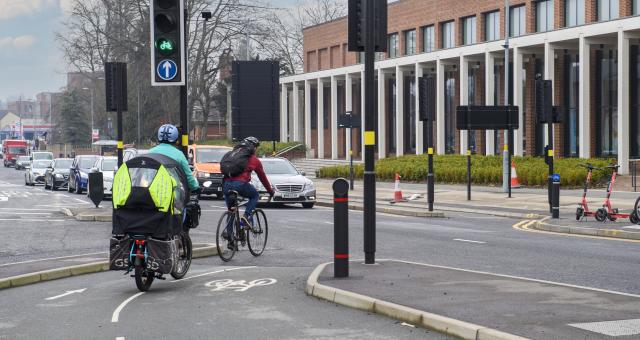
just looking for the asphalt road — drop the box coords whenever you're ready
[2,164,640,338]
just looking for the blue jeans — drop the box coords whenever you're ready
[223,181,259,236]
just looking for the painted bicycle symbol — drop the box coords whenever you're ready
[204,278,277,292]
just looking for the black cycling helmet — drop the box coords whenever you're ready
[243,136,260,148]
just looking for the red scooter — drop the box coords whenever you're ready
[576,163,601,221]
[595,165,640,223]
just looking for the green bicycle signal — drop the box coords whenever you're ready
[155,38,175,55]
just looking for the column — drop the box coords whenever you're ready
[331,76,338,160]
[513,47,524,156]
[485,52,495,155]
[459,56,469,155]
[578,36,590,158]
[345,73,353,160]
[317,78,324,159]
[415,63,424,154]
[378,68,387,158]
[280,83,288,142]
[304,80,312,156]
[436,59,445,154]
[361,71,366,159]
[618,30,630,174]
[395,66,405,156]
[544,41,555,147]
[292,82,300,141]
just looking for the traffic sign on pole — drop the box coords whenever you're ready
[150,0,185,86]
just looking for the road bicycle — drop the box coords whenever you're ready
[215,190,269,262]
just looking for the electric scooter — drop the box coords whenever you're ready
[595,165,640,223]
[576,163,601,221]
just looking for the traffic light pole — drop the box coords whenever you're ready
[180,8,189,158]
[363,0,376,265]
[117,68,124,167]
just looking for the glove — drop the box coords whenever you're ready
[192,187,202,195]
[269,191,275,198]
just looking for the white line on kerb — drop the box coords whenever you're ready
[112,292,145,323]
[453,238,486,244]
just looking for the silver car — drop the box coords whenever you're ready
[25,159,52,186]
[252,157,316,208]
[90,156,118,196]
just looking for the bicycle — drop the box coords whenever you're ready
[215,190,269,262]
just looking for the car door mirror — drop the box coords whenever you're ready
[300,171,306,176]
[91,167,99,173]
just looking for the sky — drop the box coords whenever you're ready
[0,0,299,103]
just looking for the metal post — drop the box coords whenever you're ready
[179,9,189,158]
[548,122,554,212]
[90,88,95,144]
[503,0,510,193]
[116,65,124,167]
[427,119,434,212]
[137,81,140,146]
[363,0,376,264]
[349,127,354,190]
[552,175,560,218]
[333,178,349,278]
[467,139,471,201]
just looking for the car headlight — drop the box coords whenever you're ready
[196,171,210,178]
[305,182,315,191]
[55,174,63,179]
[80,172,88,179]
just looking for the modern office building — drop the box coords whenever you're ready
[279,0,640,174]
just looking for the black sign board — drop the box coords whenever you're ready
[456,106,519,130]
[338,113,362,129]
[348,0,387,52]
[105,62,128,112]
[418,75,436,122]
[88,172,104,208]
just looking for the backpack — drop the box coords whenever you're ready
[220,142,253,178]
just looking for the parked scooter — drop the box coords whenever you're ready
[576,163,601,221]
[595,165,640,223]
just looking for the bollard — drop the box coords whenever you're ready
[88,171,104,208]
[333,178,349,278]
[552,173,560,219]
[427,147,435,212]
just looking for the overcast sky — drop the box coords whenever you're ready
[0,0,300,102]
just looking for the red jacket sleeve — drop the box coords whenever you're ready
[252,156,273,194]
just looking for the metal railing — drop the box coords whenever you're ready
[273,143,305,158]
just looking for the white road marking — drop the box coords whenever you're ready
[622,226,640,230]
[45,288,86,301]
[111,292,145,323]
[453,238,486,244]
[0,207,59,211]
[569,319,640,336]
[401,322,415,328]
[204,278,277,292]
[170,266,256,283]
[0,252,105,267]
[116,337,125,340]
[0,218,65,222]
[324,222,333,225]
[0,212,51,215]
[61,257,106,262]
[0,197,7,201]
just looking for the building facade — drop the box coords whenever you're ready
[279,0,640,174]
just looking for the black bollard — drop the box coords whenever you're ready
[552,173,560,219]
[427,147,434,212]
[333,178,349,278]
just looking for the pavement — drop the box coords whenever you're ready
[311,260,640,339]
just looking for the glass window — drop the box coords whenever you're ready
[634,0,639,15]
[422,25,435,52]
[388,33,399,58]
[463,16,477,45]
[196,148,229,163]
[485,11,500,41]
[598,0,619,21]
[509,5,526,37]
[596,49,618,156]
[536,0,554,32]
[444,69,456,154]
[631,46,640,157]
[79,156,99,169]
[404,29,416,55]
[565,0,585,27]
[261,160,299,175]
[564,53,580,157]
[441,21,455,49]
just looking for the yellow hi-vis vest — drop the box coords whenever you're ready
[112,164,176,213]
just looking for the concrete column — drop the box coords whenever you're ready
[304,80,312,155]
[513,47,524,156]
[618,30,630,174]
[485,52,495,155]
[317,78,324,159]
[280,83,288,142]
[415,63,424,154]
[345,73,353,160]
[395,66,405,156]
[378,68,387,158]
[330,76,338,160]
[544,41,555,148]
[292,82,300,141]
[578,36,591,158]
[459,56,469,155]
[436,59,445,154]
[361,71,366,160]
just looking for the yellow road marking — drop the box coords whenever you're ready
[512,219,640,243]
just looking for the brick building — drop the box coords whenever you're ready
[279,0,640,174]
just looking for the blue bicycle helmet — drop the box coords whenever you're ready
[157,124,179,143]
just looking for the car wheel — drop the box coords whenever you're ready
[74,177,82,194]
[302,203,315,209]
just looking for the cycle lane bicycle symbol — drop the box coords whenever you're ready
[204,278,277,292]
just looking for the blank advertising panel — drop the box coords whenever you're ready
[231,61,280,141]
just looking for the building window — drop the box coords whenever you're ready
[485,11,500,41]
[597,0,619,21]
[404,29,416,55]
[565,0,585,27]
[596,49,618,156]
[564,53,580,157]
[536,0,554,32]
[441,21,455,49]
[509,5,526,37]
[388,33,399,58]
[634,0,639,15]
[631,46,640,157]
[463,16,477,45]
[422,25,435,52]
[356,52,364,64]
[444,69,456,154]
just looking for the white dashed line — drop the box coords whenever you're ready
[453,238,486,244]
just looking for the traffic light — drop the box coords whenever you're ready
[150,0,185,86]
[347,0,387,52]
[418,76,436,121]
[535,79,553,123]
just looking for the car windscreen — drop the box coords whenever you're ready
[32,153,53,160]
[261,160,299,175]
[10,147,26,154]
[32,160,51,168]
[102,159,118,171]
[196,149,228,163]
[79,157,99,168]
[17,156,30,161]
[55,160,73,168]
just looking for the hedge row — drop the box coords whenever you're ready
[200,139,306,157]
[317,155,617,187]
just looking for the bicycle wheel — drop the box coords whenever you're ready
[171,232,192,279]
[134,266,154,292]
[247,209,268,257]
[635,197,640,225]
[216,211,236,262]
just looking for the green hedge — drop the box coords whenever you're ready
[317,155,617,187]
[200,139,306,157]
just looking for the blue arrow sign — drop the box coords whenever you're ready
[552,173,560,182]
[157,59,178,81]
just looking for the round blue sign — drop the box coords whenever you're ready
[157,59,178,81]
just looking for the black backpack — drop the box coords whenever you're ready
[220,143,253,178]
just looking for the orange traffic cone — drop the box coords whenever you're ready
[510,160,521,188]
[393,173,406,203]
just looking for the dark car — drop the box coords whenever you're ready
[44,158,73,190]
[68,155,100,194]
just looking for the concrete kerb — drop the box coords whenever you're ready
[0,245,218,290]
[306,262,528,340]
[533,218,640,240]
[315,200,445,218]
